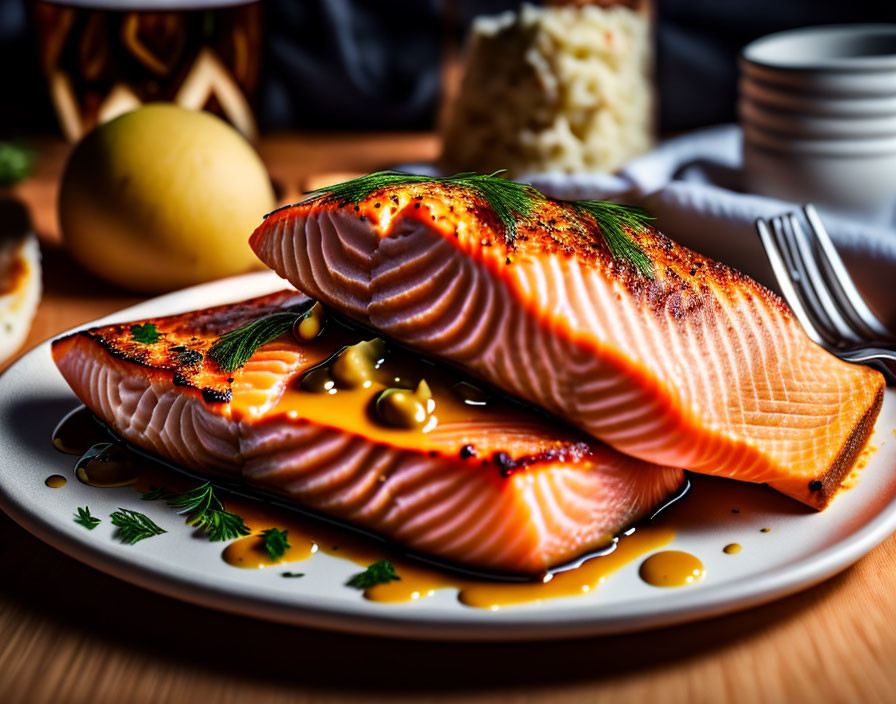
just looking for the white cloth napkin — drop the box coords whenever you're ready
[524,125,896,330]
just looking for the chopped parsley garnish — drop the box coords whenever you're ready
[261,528,290,561]
[164,481,250,542]
[346,559,400,589]
[73,506,100,530]
[130,323,160,344]
[282,571,305,578]
[110,508,166,544]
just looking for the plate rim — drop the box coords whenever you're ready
[1,271,895,641]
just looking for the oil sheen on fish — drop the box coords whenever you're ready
[249,180,885,509]
[51,291,684,574]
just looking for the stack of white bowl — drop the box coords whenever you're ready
[739,24,896,221]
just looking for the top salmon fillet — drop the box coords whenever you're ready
[250,177,885,509]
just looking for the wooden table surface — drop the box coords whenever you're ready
[2,134,896,704]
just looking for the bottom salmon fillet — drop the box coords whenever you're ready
[51,291,684,575]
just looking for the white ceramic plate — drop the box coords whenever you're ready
[2,271,895,641]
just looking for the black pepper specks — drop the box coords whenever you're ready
[202,387,232,404]
[492,451,514,477]
[459,444,477,459]
[809,480,823,492]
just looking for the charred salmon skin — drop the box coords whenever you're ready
[249,173,885,509]
[52,290,684,574]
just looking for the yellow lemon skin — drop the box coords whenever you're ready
[59,104,274,292]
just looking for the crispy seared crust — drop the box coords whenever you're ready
[51,291,307,404]
[815,383,885,509]
[261,181,791,320]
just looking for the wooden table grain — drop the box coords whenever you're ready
[2,135,895,704]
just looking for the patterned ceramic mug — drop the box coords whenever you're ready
[32,0,262,141]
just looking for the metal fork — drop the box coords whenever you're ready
[755,204,896,383]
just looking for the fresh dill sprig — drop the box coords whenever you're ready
[208,302,314,373]
[74,506,100,530]
[110,508,166,544]
[571,201,655,277]
[299,170,654,273]
[282,571,305,578]
[261,528,290,561]
[141,485,173,501]
[346,559,400,589]
[303,170,542,241]
[165,481,250,542]
[130,323,160,344]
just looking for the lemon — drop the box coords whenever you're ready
[59,103,274,292]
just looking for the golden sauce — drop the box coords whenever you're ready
[368,527,674,609]
[638,550,705,587]
[75,443,139,487]
[52,405,108,454]
[230,325,552,456]
[56,404,682,609]
[216,502,674,608]
[222,533,316,569]
[45,474,67,488]
[722,543,741,554]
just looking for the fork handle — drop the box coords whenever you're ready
[838,347,896,384]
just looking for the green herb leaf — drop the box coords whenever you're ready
[165,481,250,542]
[131,323,160,345]
[261,528,290,561]
[207,302,315,373]
[346,559,400,589]
[300,171,654,273]
[110,508,166,544]
[0,142,33,187]
[282,571,305,578]
[571,201,655,277]
[140,485,173,501]
[74,506,100,530]
[302,170,541,241]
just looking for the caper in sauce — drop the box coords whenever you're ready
[376,380,435,430]
[330,338,387,388]
[294,302,325,341]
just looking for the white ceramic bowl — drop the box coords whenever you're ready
[742,122,896,219]
[739,97,896,139]
[740,76,896,117]
[741,24,896,96]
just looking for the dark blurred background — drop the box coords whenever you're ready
[1,0,894,136]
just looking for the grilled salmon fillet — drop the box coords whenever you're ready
[250,179,885,509]
[51,291,684,574]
